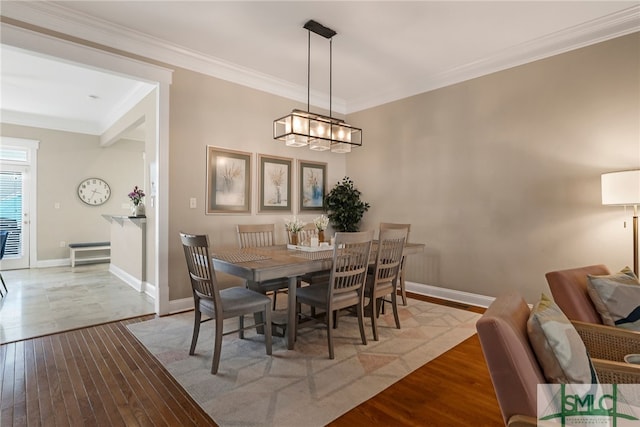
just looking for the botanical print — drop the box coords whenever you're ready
[216,156,246,206]
[264,162,287,206]
[206,146,251,214]
[259,155,292,212]
[299,161,326,212]
[303,167,322,207]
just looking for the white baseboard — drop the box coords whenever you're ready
[109,264,154,297]
[168,297,194,314]
[406,281,495,308]
[36,258,68,268]
[167,283,494,318]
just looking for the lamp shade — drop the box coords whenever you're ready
[601,170,640,206]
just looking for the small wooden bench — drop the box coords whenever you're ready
[69,242,111,267]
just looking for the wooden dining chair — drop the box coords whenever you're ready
[296,222,318,246]
[180,232,272,374]
[295,230,374,359]
[379,222,411,305]
[236,223,289,310]
[365,227,408,340]
[237,223,277,248]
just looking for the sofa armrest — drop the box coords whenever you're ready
[571,320,640,362]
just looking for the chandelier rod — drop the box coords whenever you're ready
[329,38,333,119]
[307,29,310,113]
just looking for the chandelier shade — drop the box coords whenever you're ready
[273,109,362,152]
[273,20,362,153]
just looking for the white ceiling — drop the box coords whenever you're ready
[1,1,638,135]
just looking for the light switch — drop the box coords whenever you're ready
[54,202,60,209]
[190,198,197,208]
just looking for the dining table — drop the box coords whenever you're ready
[211,241,425,350]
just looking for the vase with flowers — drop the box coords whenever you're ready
[128,186,146,217]
[284,216,305,245]
[313,214,329,243]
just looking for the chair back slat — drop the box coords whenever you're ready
[379,222,411,241]
[296,223,318,245]
[330,231,373,297]
[180,232,222,312]
[237,224,276,248]
[373,228,408,285]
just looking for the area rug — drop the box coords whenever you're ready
[127,298,480,427]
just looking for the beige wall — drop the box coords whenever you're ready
[0,123,144,261]
[168,68,347,300]
[347,32,640,302]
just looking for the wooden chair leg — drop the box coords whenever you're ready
[327,308,335,359]
[189,309,202,355]
[370,296,379,341]
[272,291,277,310]
[264,305,272,355]
[239,315,245,339]
[399,258,407,306]
[357,301,368,346]
[211,318,223,375]
[391,291,401,329]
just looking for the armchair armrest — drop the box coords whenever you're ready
[592,358,640,384]
[571,320,640,362]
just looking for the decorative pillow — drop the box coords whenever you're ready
[527,293,598,384]
[587,267,640,330]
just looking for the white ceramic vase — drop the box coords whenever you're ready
[132,202,146,217]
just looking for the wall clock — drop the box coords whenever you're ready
[77,178,111,206]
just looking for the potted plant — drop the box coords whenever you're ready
[324,177,370,232]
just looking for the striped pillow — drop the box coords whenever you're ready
[587,267,640,330]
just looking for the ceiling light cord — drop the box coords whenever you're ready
[307,29,311,114]
[329,38,333,120]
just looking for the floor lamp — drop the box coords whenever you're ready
[601,170,640,276]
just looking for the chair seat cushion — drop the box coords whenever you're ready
[201,287,270,316]
[587,267,640,330]
[296,283,359,309]
[527,293,598,384]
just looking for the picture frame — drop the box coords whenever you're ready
[206,146,252,214]
[298,160,327,212]
[258,154,292,212]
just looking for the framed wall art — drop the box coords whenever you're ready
[298,160,326,212]
[206,146,252,214]
[258,154,292,212]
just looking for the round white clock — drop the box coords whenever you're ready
[78,178,111,206]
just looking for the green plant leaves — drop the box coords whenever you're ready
[323,176,370,232]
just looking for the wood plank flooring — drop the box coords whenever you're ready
[1,295,503,426]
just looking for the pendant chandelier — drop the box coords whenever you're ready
[273,20,362,153]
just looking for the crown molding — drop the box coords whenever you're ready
[2,2,638,116]
[348,5,640,113]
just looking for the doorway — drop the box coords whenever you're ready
[0,137,38,270]
[2,23,172,315]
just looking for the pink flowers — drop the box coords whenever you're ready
[128,186,145,205]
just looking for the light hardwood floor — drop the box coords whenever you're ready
[0,263,155,344]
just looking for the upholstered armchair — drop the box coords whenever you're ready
[546,265,640,362]
[476,292,640,427]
